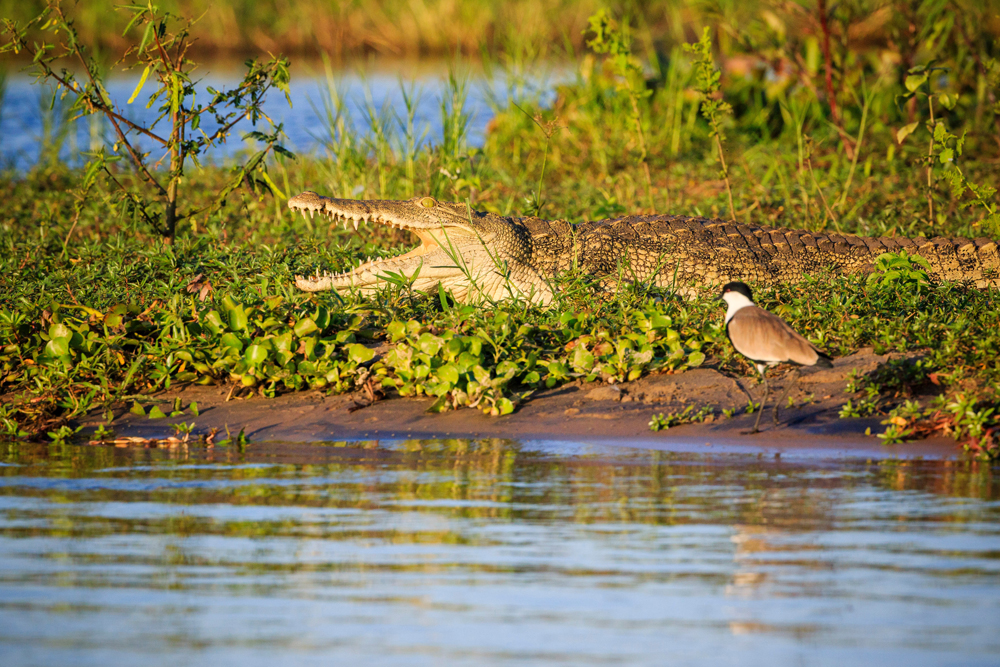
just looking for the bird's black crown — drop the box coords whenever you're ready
[720,282,754,300]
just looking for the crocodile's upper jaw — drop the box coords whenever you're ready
[288,191,545,302]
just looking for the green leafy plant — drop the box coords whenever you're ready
[585,9,654,209]
[1,1,294,241]
[47,423,82,444]
[684,27,735,221]
[896,64,999,232]
[649,405,714,431]
[866,250,932,290]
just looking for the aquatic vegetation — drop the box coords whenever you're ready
[1,3,999,457]
[648,405,715,431]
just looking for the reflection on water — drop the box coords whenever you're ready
[1,438,998,666]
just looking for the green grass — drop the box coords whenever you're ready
[1,2,1000,457]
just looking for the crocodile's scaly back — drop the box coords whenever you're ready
[578,215,1000,291]
[288,192,1000,302]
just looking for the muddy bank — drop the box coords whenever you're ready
[83,347,967,461]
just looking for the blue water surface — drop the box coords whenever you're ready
[0,438,998,666]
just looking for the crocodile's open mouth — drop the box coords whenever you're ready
[288,193,477,291]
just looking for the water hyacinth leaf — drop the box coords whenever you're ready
[348,344,375,364]
[148,406,166,419]
[572,345,595,371]
[648,313,672,330]
[272,332,293,353]
[190,401,199,417]
[227,305,248,332]
[44,337,70,357]
[48,322,73,341]
[293,318,318,337]
[387,321,406,342]
[437,363,460,385]
[312,307,330,330]
[245,345,269,366]
[688,351,706,367]
[220,333,244,351]
[203,311,225,334]
[417,333,443,356]
[130,401,146,416]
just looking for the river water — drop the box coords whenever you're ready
[1,438,997,666]
[0,62,563,172]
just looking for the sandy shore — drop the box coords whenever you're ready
[86,347,965,461]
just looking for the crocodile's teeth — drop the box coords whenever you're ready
[309,210,315,219]
[353,219,360,231]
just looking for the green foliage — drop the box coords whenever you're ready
[896,64,1000,233]
[683,27,735,219]
[866,250,931,290]
[584,9,654,208]
[1,1,293,240]
[649,405,714,431]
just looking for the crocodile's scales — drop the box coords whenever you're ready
[288,191,1000,304]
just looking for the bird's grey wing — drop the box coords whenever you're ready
[729,307,821,365]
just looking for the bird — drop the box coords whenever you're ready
[720,281,833,433]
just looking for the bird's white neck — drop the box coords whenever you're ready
[723,292,755,324]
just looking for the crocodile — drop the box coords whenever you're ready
[289,191,1000,304]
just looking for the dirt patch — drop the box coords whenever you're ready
[86,348,961,460]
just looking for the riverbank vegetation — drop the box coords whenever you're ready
[1,1,998,457]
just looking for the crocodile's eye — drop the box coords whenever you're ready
[420,197,436,208]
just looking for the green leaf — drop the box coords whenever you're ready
[938,92,956,110]
[933,122,947,143]
[293,317,318,337]
[245,344,269,366]
[497,398,515,416]
[348,344,375,364]
[904,73,928,93]
[227,305,248,332]
[148,406,166,419]
[203,310,225,334]
[45,337,70,357]
[190,401,199,417]
[387,321,407,342]
[138,21,153,52]
[48,322,73,340]
[128,65,151,104]
[220,335,244,355]
[939,147,954,164]
[437,363,460,385]
[896,122,919,144]
[130,401,146,416]
[687,351,706,367]
[648,313,672,330]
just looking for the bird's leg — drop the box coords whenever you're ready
[751,373,769,434]
[772,368,801,426]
